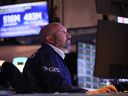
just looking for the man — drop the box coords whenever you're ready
[22,22,118,94]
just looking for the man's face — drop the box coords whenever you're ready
[52,25,71,50]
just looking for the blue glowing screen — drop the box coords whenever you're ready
[0,1,49,38]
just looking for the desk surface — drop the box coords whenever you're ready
[0,91,128,96]
[14,93,128,96]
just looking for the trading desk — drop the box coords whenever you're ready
[1,91,128,96]
[14,93,128,96]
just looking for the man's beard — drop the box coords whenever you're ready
[62,40,71,53]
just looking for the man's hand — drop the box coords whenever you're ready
[85,84,118,95]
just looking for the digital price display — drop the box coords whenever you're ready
[0,1,49,38]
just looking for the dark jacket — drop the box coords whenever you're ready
[22,43,87,93]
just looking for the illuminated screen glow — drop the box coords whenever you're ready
[13,57,28,72]
[0,1,49,38]
[117,17,128,24]
[0,60,5,66]
[77,42,111,90]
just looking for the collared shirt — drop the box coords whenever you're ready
[48,43,65,59]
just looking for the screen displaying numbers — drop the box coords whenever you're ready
[0,1,49,38]
[77,42,111,90]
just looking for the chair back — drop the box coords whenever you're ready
[0,62,29,93]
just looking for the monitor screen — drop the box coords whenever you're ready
[94,20,128,79]
[95,0,128,17]
[13,57,28,73]
[117,16,128,24]
[77,42,111,90]
[0,1,49,38]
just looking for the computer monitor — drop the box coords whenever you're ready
[0,1,49,38]
[13,57,28,72]
[94,20,128,79]
[117,16,128,24]
[77,42,111,90]
[95,0,128,17]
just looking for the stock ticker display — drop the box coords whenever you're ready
[0,1,49,38]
